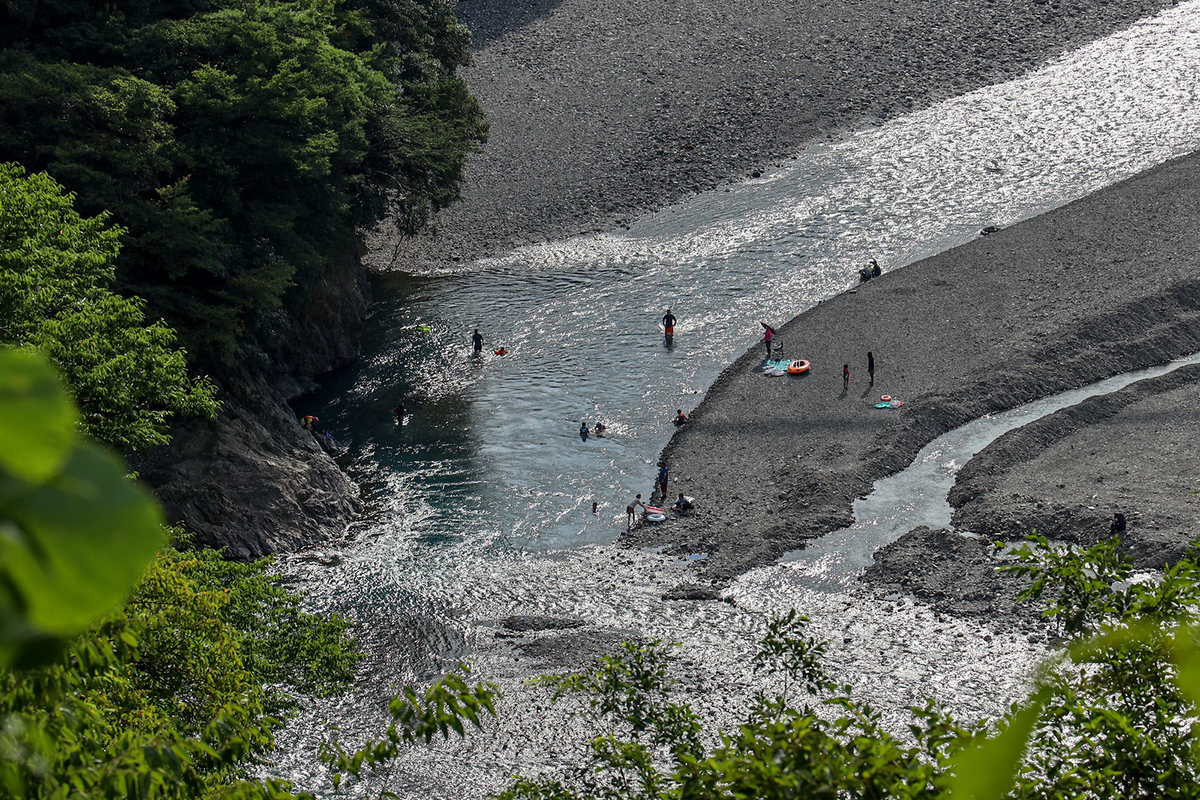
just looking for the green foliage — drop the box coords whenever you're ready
[751,609,838,710]
[321,666,499,789]
[500,627,975,800]
[0,0,487,362]
[0,354,361,796]
[1002,533,1136,636]
[496,540,1200,800]
[0,348,165,668]
[990,536,1200,799]
[1,538,364,800]
[0,163,219,451]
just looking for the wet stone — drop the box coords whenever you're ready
[662,583,725,601]
[499,615,586,632]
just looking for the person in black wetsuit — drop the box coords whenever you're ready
[472,328,483,353]
[662,309,677,337]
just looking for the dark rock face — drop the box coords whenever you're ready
[862,527,1032,620]
[132,257,369,558]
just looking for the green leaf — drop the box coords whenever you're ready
[0,349,77,483]
[947,690,1047,800]
[1172,624,1200,715]
[2,443,164,634]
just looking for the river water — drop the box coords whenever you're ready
[272,4,1200,797]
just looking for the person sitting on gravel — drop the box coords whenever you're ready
[675,409,688,427]
[870,258,881,277]
[859,266,872,282]
[673,493,694,514]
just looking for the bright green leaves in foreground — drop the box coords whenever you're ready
[0,348,164,668]
[486,537,1200,800]
[0,163,218,451]
[0,352,362,797]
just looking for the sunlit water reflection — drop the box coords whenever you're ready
[269,4,1200,796]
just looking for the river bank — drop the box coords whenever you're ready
[378,0,1180,268]
[628,149,1200,604]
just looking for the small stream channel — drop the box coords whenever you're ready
[780,352,1200,590]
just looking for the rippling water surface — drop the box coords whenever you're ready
[271,5,1200,796]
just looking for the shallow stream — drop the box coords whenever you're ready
[781,352,1200,590]
[272,4,1200,796]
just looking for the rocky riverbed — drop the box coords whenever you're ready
[950,362,1200,568]
[378,0,1181,268]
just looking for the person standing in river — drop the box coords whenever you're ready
[662,309,677,337]
[472,328,483,353]
[867,351,875,387]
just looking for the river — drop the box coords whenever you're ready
[270,3,1200,796]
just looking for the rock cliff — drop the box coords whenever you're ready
[131,255,368,558]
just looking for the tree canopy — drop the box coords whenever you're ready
[0,0,487,363]
[0,163,219,451]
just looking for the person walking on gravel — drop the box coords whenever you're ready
[867,351,875,387]
[843,364,850,389]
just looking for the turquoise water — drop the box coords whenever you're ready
[273,4,1200,796]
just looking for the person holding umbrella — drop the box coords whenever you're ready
[760,322,776,358]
